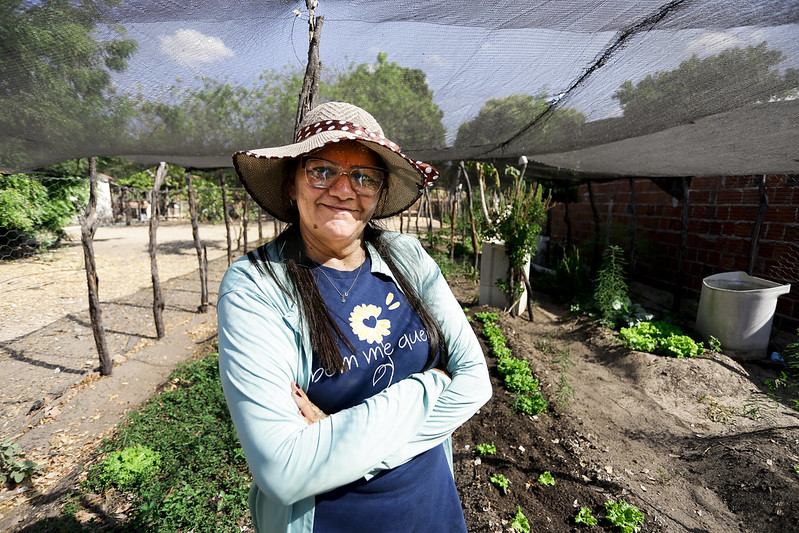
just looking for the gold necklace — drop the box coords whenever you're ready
[314,260,364,303]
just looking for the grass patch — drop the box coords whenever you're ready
[64,349,251,531]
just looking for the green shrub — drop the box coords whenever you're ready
[619,321,704,358]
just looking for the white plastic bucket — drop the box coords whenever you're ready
[695,271,791,359]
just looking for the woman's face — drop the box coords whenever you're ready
[289,141,384,253]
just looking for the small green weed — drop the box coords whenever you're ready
[0,438,40,485]
[490,473,509,489]
[510,506,531,533]
[708,335,722,353]
[604,500,645,532]
[553,349,575,412]
[537,471,555,486]
[575,506,598,526]
[475,443,496,456]
[699,396,737,425]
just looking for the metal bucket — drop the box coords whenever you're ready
[695,271,791,359]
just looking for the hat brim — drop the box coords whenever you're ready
[232,123,438,222]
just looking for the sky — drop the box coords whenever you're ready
[107,1,799,144]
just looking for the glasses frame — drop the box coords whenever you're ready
[301,156,387,197]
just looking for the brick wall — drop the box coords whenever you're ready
[547,175,798,333]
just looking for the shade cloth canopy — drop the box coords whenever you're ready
[2,0,797,179]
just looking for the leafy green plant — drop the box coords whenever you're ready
[0,439,40,485]
[510,506,531,533]
[98,444,161,491]
[512,392,547,416]
[575,506,598,526]
[604,500,645,533]
[476,312,548,416]
[475,443,496,456]
[537,471,555,486]
[619,321,705,358]
[490,473,509,489]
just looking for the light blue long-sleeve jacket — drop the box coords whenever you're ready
[218,231,492,533]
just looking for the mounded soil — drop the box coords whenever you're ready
[1,224,798,532]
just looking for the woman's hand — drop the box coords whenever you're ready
[291,382,328,425]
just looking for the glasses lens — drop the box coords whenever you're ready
[305,159,339,187]
[304,158,385,196]
[349,168,385,196]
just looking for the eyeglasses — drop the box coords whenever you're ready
[302,157,387,197]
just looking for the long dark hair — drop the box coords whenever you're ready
[247,223,448,374]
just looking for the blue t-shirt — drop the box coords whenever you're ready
[307,256,467,533]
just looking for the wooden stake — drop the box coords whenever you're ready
[186,170,209,313]
[149,162,167,339]
[221,171,232,266]
[81,157,112,375]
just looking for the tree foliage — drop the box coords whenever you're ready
[0,0,138,169]
[325,53,446,151]
[133,68,304,156]
[0,174,87,252]
[613,43,799,129]
[454,93,584,152]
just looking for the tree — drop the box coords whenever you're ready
[454,94,584,154]
[133,67,304,157]
[325,53,446,151]
[613,43,799,130]
[0,0,138,169]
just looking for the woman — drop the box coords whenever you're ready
[218,102,492,532]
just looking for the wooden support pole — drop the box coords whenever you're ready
[258,207,264,245]
[294,1,324,137]
[747,175,768,275]
[81,157,112,375]
[243,195,250,253]
[450,189,457,261]
[629,177,638,271]
[186,170,209,313]
[672,176,691,314]
[425,187,434,244]
[221,171,233,266]
[458,161,480,272]
[587,181,601,274]
[149,162,168,339]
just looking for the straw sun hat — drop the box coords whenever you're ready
[232,101,440,222]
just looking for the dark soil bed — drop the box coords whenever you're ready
[451,283,799,533]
